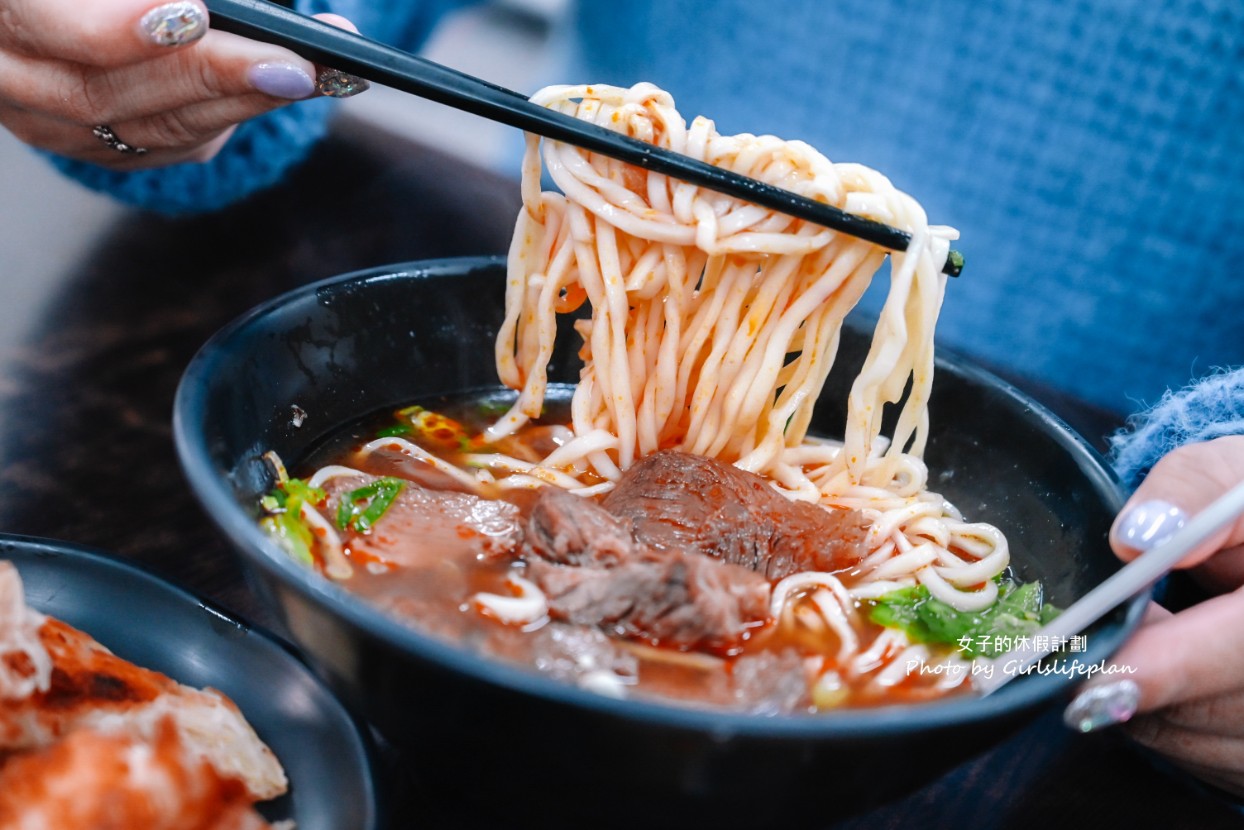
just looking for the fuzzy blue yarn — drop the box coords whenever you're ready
[1109,368,1244,490]
[43,99,334,214]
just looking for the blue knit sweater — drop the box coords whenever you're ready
[1111,367,1244,489]
[44,0,1243,486]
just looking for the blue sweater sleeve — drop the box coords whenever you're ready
[45,98,335,214]
[42,0,476,214]
[1109,367,1244,490]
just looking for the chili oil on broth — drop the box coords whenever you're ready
[279,387,972,715]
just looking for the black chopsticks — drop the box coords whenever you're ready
[205,0,963,276]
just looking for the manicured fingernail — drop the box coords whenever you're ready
[316,68,370,98]
[139,1,207,47]
[249,62,316,100]
[1063,679,1141,733]
[1112,499,1187,551]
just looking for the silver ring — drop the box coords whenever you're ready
[91,125,148,156]
[316,67,370,98]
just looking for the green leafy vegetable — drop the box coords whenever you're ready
[259,477,326,567]
[867,579,1059,657]
[335,477,405,533]
[376,423,412,438]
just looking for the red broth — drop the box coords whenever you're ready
[273,389,968,712]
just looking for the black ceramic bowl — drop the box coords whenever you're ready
[174,257,1145,827]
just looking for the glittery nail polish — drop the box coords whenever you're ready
[316,68,370,98]
[1063,679,1141,732]
[249,62,316,100]
[1112,499,1188,551]
[139,1,207,47]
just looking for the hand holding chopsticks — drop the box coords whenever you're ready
[203,0,964,277]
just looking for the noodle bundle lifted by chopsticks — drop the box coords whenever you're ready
[494,83,950,491]
[489,82,1007,620]
[256,82,1039,703]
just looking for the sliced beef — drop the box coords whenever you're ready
[523,488,770,651]
[326,450,862,652]
[529,550,769,652]
[526,485,633,568]
[602,450,866,579]
[322,473,523,568]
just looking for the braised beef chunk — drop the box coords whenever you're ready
[523,488,770,649]
[521,451,867,649]
[602,450,866,579]
[322,474,523,568]
[527,543,770,651]
[335,449,862,650]
[526,486,634,568]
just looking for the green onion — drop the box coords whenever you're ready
[260,514,315,567]
[259,477,325,567]
[283,478,325,506]
[335,477,405,533]
[476,399,512,416]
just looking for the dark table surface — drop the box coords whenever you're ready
[1,119,1239,829]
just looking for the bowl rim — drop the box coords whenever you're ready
[174,255,1147,739]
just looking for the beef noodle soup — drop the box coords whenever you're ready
[262,387,1055,713]
[258,83,1057,713]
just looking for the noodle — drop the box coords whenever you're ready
[487,82,1007,627]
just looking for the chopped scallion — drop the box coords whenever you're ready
[336,477,405,533]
